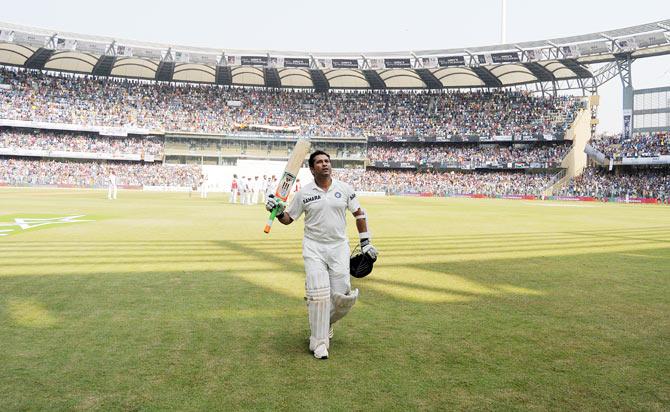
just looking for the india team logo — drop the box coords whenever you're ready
[0,215,94,237]
[335,192,342,198]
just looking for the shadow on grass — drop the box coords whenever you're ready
[0,244,669,410]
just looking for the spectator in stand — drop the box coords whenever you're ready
[0,129,163,157]
[366,143,570,166]
[0,158,201,188]
[334,169,553,196]
[590,132,669,159]
[557,167,669,202]
[0,66,581,139]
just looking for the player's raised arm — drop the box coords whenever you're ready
[263,137,311,233]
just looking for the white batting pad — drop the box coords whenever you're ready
[306,286,331,351]
[330,288,359,325]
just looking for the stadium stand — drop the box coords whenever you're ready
[0,157,200,187]
[589,132,669,159]
[335,168,553,196]
[556,166,670,202]
[0,129,163,158]
[0,67,579,138]
[366,143,570,168]
[0,66,667,201]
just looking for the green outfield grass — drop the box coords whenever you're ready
[1,188,668,411]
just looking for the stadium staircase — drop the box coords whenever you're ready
[215,66,232,85]
[309,69,330,91]
[544,105,593,195]
[415,69,443,89]
[24,48,55,70]
[264,68,281,88]
[92,56,116,77]
[542,169,567,196]
[362,70,386,89]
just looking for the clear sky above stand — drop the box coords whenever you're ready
[3,0,669,134]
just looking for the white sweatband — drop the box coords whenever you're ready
[355,213,366,220]
[358,231,371,240]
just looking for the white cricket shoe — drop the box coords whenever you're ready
[313,343,328,359]
[310,336,330,352]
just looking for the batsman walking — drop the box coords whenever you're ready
[266,150,378,359]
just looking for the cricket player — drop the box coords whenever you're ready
[265,175,278,200]
[199,174,208,198]
[266,150,377,359]
[252,176,260,204]
[259,175,269,204]
[240,176,248,205]
[244,177,253,205]
[107,171,117,200]
[230,174,239,204]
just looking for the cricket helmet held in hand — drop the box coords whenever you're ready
[350,245,377,278]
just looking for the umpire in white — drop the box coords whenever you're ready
[266,150,377,359]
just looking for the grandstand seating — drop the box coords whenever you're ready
[0,65,667,201]
[589,132,669,159]
[0,67,579,138]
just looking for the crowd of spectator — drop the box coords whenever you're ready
[0,129,163,157]
[0,67,580,138]
[0,158,201,187]
[334,169,552,196]
[589,132,669,158]
[2,66,665,201]
[556,167,670,201]
[366,143,570,165]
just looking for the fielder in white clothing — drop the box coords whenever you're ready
[252,176,261,204]
[259,175,269,204]
[244,177,253,205]
[199,174,208,198]
[266,150,377,360]
[107,172,117,200]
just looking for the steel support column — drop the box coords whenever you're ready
[616,54,634,139]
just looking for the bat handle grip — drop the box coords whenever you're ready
[263,206,279,234]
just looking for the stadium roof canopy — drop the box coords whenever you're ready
[0,19,668,90]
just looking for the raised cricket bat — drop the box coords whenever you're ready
[263,137,311,233]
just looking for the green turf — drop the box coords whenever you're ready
[1,188,668,411]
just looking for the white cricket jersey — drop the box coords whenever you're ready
[286,178,361,243]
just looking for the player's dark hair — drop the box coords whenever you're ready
[309,150,330,168]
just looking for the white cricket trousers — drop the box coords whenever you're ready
[108,184,117,200]
[303,238,351,350]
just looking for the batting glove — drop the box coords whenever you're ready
[360,238,378,260]
[265,194,286,214]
